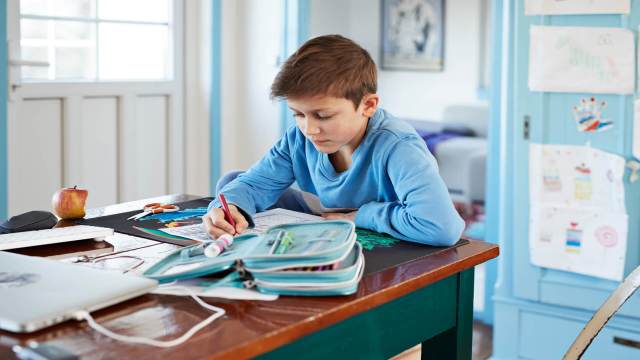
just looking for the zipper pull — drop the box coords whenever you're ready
[235,259,247,278]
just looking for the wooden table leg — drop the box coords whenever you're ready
[421,268,474,360]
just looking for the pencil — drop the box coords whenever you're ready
[218,193,236,229]
[276,231,294,254]
[269,230,285,254]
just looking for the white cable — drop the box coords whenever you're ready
[76,286,225,348]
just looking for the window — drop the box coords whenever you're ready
[20,0,172,81]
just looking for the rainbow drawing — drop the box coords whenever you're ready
[565,222,582,254]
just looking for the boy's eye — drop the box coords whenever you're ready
[316,114,332,120]
[293,113,304,118]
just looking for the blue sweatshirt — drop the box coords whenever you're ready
[209,108,464,246]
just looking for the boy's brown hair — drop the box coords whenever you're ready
[271,35,377,109]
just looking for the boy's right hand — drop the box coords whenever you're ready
[202,204,249,238]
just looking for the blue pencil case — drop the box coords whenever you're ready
[143,220,364,296]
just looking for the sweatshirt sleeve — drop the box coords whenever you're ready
[208,128,297,217]
[354,137,464,246]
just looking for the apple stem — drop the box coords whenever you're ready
[73,185,77,189]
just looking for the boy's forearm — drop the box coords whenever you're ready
[355,201,464,246]
[369,138,464,245]
[208,181,257,214]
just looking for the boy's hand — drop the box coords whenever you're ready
[321,210,358,222]
[203,204,249,238]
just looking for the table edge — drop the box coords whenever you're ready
[212,241,499,359]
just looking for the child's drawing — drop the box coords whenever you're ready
[573,97,612,132]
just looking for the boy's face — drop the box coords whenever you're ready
[288,94,378,154]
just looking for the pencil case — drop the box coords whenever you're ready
[248,242,364,296]
[143,220,364,296]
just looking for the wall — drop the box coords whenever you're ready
[216,0,488,174]
[185,0,212,196]
[0,0,6,220]
[309,0,487,121]
[220,0,284,174]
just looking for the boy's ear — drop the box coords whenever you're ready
[360,94,379,117]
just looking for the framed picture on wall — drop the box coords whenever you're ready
[381,0,445,71]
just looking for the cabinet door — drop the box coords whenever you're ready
[510,2,640,316]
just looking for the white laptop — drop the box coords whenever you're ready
[0,251,157,333]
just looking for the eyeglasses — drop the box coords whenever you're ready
[73,253,145,274]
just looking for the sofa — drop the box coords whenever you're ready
[405,104,488,218]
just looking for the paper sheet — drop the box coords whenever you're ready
[525,0,630,15]
[529,205,628,281]
[529,26,635,94]
[160,208,323,241]
[529,144,628,281]
[529,144,626,212]
[65,242,181,275]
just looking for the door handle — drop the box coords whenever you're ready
[7,58,50,101]
[9,59,50,67]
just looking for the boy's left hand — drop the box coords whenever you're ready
[321,210,358,222]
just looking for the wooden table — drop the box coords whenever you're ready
[0,195,499,360]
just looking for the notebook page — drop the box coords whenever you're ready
[159,208,323,241]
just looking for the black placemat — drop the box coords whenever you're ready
[78,198,214,246]
[79,197,469,273]
[362,238,469,275]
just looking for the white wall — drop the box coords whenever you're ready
[221,0,242,173]
[220,0,283,174]
[188,0,490,189]
[184,0,211,196]
[310,0,488,121]
[216,0,489,178]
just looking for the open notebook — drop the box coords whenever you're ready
[160,208,323,241]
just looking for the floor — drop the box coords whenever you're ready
[390,320,493,360]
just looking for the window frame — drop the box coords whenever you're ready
[18,0,175,82]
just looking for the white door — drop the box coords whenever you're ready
[7,0,184,215]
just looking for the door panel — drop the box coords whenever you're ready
[510,2,640,314]
[121,95,168,201]
[9,99,62,215]
[519,310,640,359]
[79,97,118,208]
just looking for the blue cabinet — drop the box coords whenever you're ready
[491,1,640,358]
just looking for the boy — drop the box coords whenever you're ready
[203,35,464,246]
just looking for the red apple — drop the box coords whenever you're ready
[52,186,88,219]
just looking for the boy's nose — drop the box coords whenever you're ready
[304,120,321,135]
